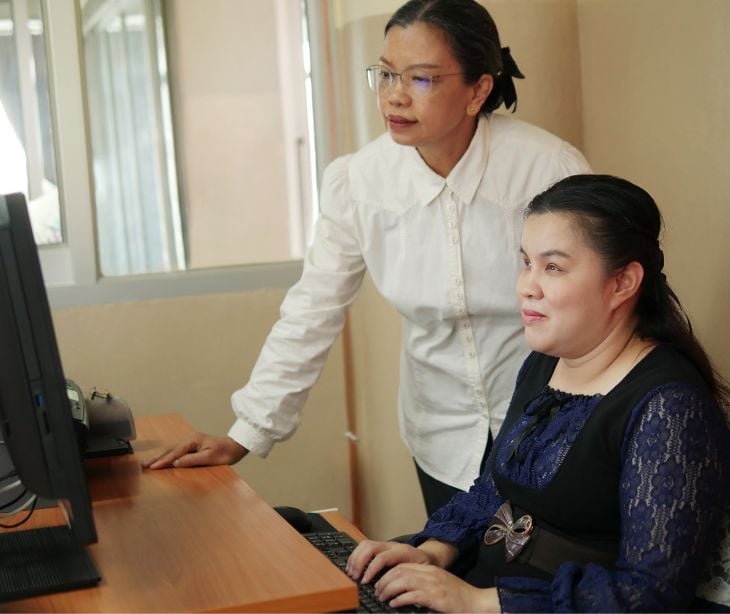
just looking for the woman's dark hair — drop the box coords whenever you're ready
[385,0,524,113]
[525,174,729,410]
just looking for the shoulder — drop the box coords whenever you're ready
[622,346,728,445]
[627,344,711,393]
[321,133,414,204]
[489,114,590,169]
[489,113,567,149]
[484,114,591,206]
[321,133,401,189]
[331,133,438,211]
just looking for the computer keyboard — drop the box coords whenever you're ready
[304,531,429,613]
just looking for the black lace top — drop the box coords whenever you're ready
[412,346,730,612]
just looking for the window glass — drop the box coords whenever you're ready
[82,0,184,276]
[81,0,316,277]
[0,0,61,244]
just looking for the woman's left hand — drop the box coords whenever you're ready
[374,563,500,612]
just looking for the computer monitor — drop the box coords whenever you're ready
[0,193,100,602]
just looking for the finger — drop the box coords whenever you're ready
[171,449,217,468]
[362,547,419,584]
[361,550,400,585]
[143,441,198,469]
[346,541,379,580]
[375,564,427,602]
[143,448,185,469]
[388,589,431,611]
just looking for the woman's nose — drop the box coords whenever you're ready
[517,269,541,299]
[383,80,410,106]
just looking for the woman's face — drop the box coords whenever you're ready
[517,212,620,359]
[377,22,490,175]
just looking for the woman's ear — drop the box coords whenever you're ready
[610,261,644,309]
[469,74,493,115]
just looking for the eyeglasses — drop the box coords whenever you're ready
[365,65,463,96]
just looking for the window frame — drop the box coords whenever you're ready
[40,0,303,309]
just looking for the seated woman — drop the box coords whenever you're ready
[345,174,730,613]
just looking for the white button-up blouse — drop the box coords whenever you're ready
[229,113,591,490]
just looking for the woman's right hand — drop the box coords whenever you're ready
[141,432,248,469]
[346,540,434,585]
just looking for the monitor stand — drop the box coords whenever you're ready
[0,525,100,602]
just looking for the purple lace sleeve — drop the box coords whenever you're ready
[409,460,504,555]
[498,383,730,612]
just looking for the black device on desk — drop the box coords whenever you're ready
[65,380,136,457]
[0,193,100,602]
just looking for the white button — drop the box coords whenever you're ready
[449,203,456,212]
[462,321,470,329]
[451,192,458,202]
[448,220,457,228]
[456,292,463,301]
[469,351,476,359]
[451,235,459,244]
[455,278,463,286]
[465,335,473,343]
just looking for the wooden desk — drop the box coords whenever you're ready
[2,414,358,613]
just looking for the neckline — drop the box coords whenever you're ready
[543,385,604,402]
[545,344,660,398]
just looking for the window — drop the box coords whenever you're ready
[80,0,317,278]
[3,0,316,306]
[0,0,61,245]
[82,0,184,276]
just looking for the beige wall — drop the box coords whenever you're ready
[49,0,729,543]
[52,291,352,518]
[577,0,730,380]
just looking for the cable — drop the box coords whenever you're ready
[0,485,31,512]
[0,493,37,528]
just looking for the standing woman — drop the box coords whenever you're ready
[144,0,591,516]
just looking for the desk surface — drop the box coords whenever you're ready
[2,414,358,613]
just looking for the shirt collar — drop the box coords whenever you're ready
[447,114,491,206]
[405,114,491,207]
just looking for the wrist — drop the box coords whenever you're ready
[476,587,501,613]
[417,539,458,568]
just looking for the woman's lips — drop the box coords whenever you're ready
[521,309,546,325]
[387,115,416,130]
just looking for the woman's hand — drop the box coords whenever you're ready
[375,563,501,613]
[346,540,434,585]
[142,432,248,469]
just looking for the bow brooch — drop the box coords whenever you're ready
[483,500,533,562]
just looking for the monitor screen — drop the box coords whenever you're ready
[0,193,100,601]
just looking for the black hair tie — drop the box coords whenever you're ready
[655,248,665,272]
[499,46,525,112]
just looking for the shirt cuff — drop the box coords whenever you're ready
[227,417,274,458]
